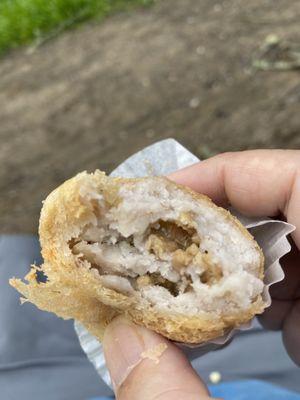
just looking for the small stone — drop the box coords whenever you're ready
[189,97,200,108]
[265,34,280,46]
[196,46,206,55]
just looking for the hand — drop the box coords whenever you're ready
[169,149,300,366]
[103,150,300,399]
[103,316,213,399]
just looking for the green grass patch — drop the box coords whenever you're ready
[0,0,152,55]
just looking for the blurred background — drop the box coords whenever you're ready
[0,0,300,232]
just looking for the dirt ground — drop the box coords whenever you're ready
[0,0,300,234]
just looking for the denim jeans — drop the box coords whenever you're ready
[89,380,300,400]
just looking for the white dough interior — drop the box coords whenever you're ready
[71,177,263,316]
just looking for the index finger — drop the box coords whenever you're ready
[168,149,300,247]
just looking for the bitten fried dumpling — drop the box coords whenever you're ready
[10,171,265,343]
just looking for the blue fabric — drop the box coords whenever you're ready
[89,380,300,400]
[208,380,300,399]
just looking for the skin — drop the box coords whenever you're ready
[103,150,300,399]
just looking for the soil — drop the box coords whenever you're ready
[0,0,300,234]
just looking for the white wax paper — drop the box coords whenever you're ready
[74,138,295,388]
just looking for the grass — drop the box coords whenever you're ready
[0,0,152,55]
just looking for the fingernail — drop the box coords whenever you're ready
[103,316,166,389]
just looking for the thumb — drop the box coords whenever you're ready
[103,316,212,400]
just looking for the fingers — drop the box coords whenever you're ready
[168,150,300,247]
[170,149,300,366]
[283,299,300,366]
[258,242,300,330]
[103,316,212,400]
[268,240,300,300]
[286,167,300,250]
[258,298,293,330]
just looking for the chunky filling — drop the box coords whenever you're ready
[70,216,223,298]
[67,177,263,315]
[146,220,222,287]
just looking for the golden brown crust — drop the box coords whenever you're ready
[10,171,265,344]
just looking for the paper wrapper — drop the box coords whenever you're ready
[74,138,295,388]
